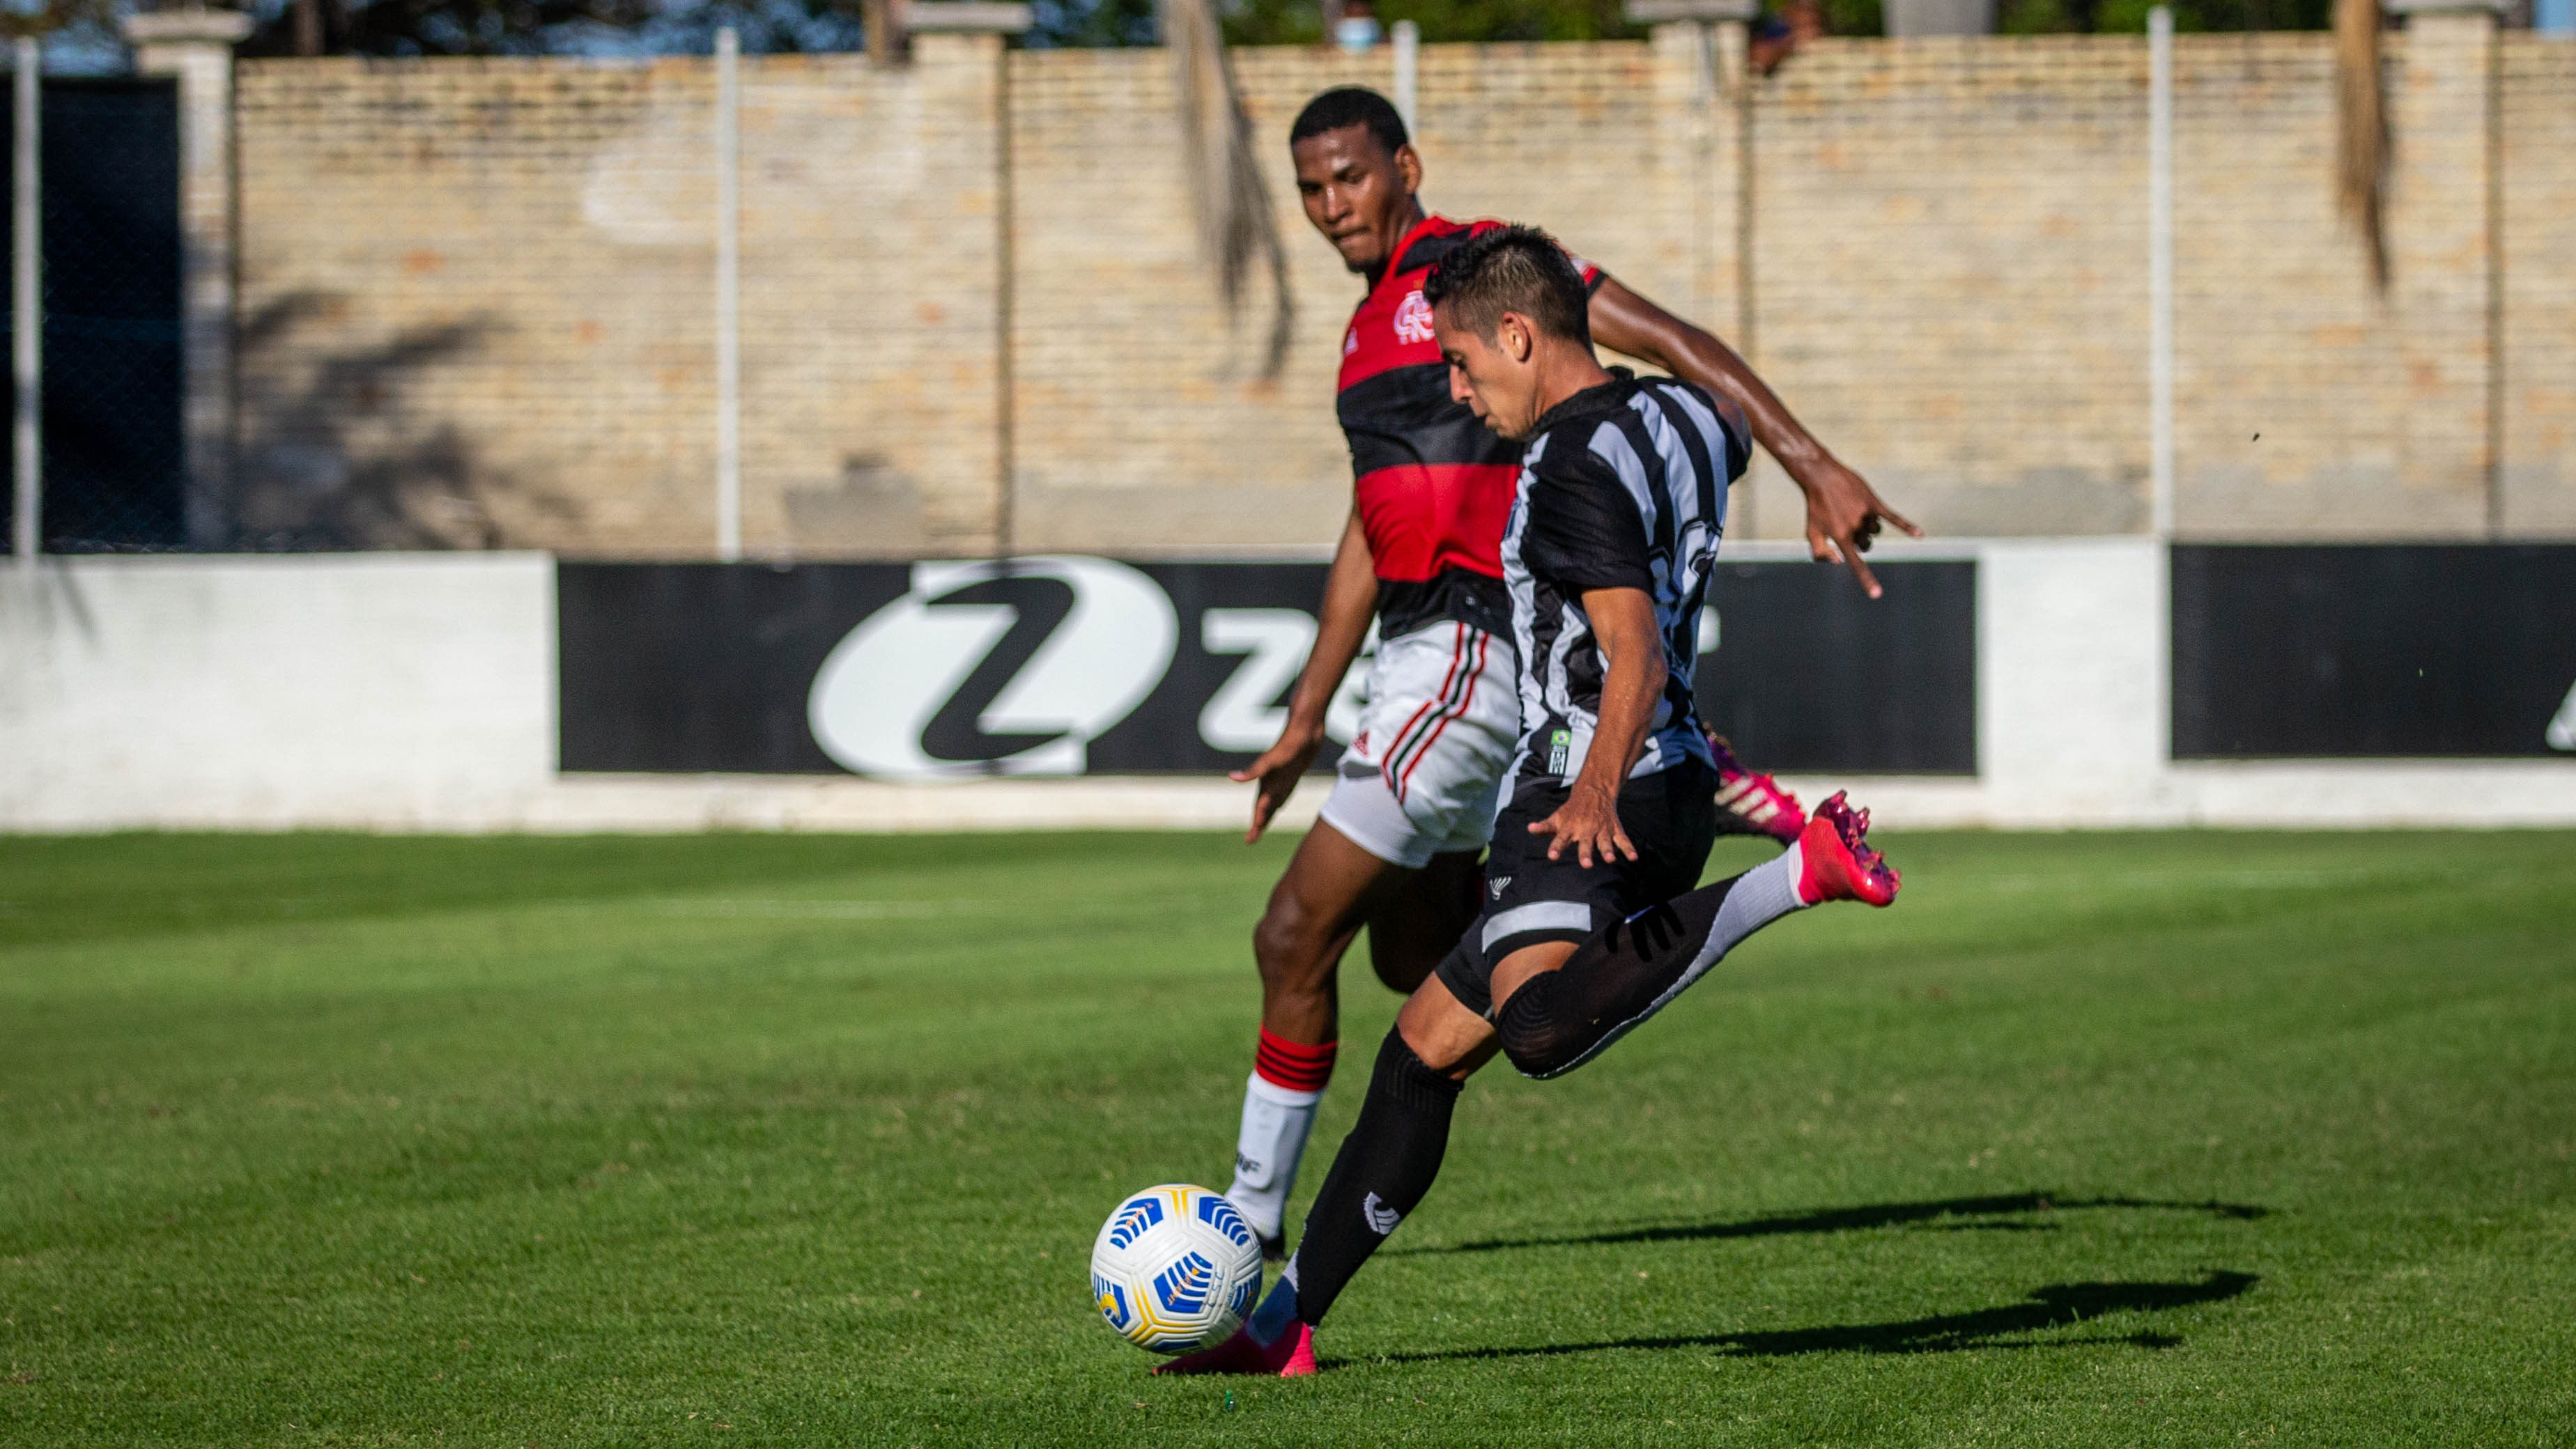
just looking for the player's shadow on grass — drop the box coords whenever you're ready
[1362,1270,2258,1365]
[1394,1191,2268,1257]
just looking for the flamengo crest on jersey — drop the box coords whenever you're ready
[1337,215,1601,640]
[1393,288,1437,344]
[1499,372,1750,792]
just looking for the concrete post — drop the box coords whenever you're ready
[123,8,253,550]
[907,4,1029,555]
[2382,0,2504,534]
[1634,1,1754,533]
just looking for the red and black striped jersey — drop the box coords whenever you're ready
[1337,214,1602,639]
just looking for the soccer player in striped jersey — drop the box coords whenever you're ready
[1219,86,1917,1258]
[1166,226,1902,1377]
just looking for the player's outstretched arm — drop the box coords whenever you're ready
[1588,277,1922,599]
[1231,506,1380,843]
[1527,586,1663,869]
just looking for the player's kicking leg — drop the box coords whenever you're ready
[1164,789,1897,1375]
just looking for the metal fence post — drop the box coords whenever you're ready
[2148,6,2175,541]
[714,26,743,564]
[1391,20,1418,137]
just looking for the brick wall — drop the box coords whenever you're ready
[2502,35,2576,534]
[1740,36,2150,541]
[1005,41,1700,552]
[1003,45,1366,554]
[237,40,1003,557]
[2164,24,2494,539]
[231,20,2567,557]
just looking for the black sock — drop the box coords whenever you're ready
[1495,863,1791,1079]
[1283,1026,1460,1328]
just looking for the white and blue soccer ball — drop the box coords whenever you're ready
[1088,1184,1263,1353]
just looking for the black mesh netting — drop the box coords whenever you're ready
[3,77,187,553]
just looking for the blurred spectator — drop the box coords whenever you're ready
[1335,0,1387,49]
[1750,0,1826,72]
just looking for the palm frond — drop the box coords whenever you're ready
[1162,0,1295,377]
[2333,0,2389,292]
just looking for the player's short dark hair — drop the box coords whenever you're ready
[1420,224,1591,347]
[1288,87,1409,159]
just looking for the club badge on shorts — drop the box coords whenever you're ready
[1546,728,1572,777]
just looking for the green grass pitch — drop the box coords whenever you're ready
[2,827,2573,1446]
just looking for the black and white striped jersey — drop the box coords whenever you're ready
[1497,370,1750,796]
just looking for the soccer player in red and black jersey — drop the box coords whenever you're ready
[1217,87,1918,1256]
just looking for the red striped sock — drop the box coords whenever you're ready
[1254,1028,1337,1095]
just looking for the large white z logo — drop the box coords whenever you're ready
[1196,611,1373,752]
[808,557,1178,781]
[1198,610,1316,752]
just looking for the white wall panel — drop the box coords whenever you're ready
[0,555,556,829]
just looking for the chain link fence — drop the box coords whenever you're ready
[3,75,187,555]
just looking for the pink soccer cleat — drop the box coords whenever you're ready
[1794,791,1901,908]
[1708,734,1806,845]
[1150,1321,1318,1378]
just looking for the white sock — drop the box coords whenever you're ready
[1226,1074,1320,1243]
[1708,837,1810,962]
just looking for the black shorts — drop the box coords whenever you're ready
[1434,758,1721,1018]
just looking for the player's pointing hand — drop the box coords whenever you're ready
[1797,456,1922,600]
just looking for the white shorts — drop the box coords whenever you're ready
[1316,619,1520,870]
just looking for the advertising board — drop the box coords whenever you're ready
[557,558,1980,779]
[2171,545,2576,758]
